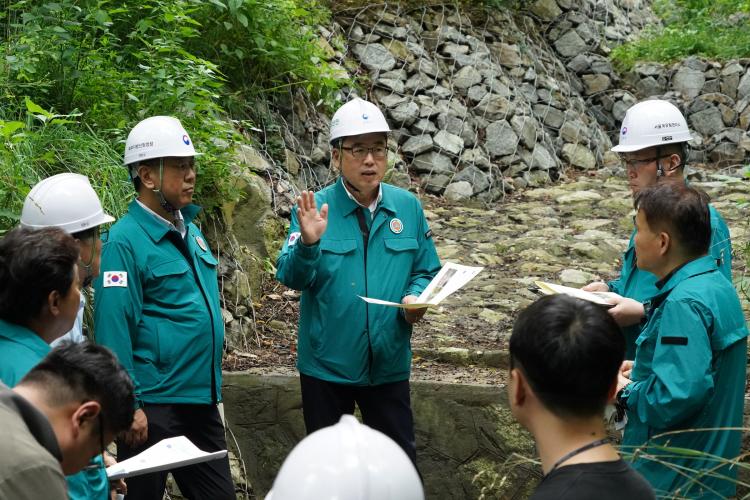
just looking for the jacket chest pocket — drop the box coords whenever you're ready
[383,237,418,266]
[148,259,192,300]
[319,239,357,280]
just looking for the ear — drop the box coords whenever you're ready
[665,153,681,175]
[606,375,619,402]
[71,401,101,438]
[509,368,527,408]
[331,148,341,173]
[657,231,671,257]
[138,164,157,190]
[48,290,62,317]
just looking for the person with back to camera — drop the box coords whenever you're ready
[613,182,747,498]
[508,294,655,500]
[583,100,732,360]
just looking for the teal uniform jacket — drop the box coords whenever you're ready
[94,200,224,405]
[621,255,748,499]
[276,179,441,385]
[0,320,108,499]
[609,205,732,359]
[0,319,50,387]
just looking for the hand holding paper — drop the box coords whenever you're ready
[360,262,484,309]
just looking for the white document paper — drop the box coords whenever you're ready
[534,281,615,307]
[106,436,227,480]
[360,262,483,309]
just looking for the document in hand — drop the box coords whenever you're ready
[106,436,227,480]
[534,281,615,307]
[360,261,483,309]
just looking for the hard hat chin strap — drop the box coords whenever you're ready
[152,157,178,215]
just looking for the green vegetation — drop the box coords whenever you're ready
[611,0,750,70]
[0,0,350,231]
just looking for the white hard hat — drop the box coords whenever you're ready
[612,99,692,153]
[329,98,391,144]
[265,415,424,500]
[124,116,198,166]
[20,173,115,234]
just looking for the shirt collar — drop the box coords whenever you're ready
[129,199,201,242]
[136,199,186,238]
[342,179,382,214]
[654,254,717,292]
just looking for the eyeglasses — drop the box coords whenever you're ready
[340,145,387,160]
[620,155,665,170]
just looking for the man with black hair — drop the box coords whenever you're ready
[0,226,81,386]
[615,182,747,498]
[0,342,134,500]
[584,100,732,360]
[94,116,233,500]
[508,294,654,500]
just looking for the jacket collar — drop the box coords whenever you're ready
[648,255,717,307]
[0,319,50,359]
[334,177,396,216]
[128,199,201,242]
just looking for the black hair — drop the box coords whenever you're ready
[71,227,97,241]
[21,341,135,435]
[0,227,79,324]
[509,294,625,419]
[635,181,711,258]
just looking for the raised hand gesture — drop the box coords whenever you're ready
[297,190,329,245]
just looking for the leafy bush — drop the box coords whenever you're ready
[611,0,750,70]
[0,0,349,231]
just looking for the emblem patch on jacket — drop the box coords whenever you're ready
[288,232,301,246]
[389,218,403,234]
[103,271,128,288]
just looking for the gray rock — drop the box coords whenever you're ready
[575,22,597,44]
[353,44,396,72]
[494,43,523,68]
[411,151,454,174]
[375,77,405,93]
[636,76,665,97]
[402,135,434,155]
[372,24,408,40]
[559,269,597,286]
[590,57,613,75]
[582,74,611,95]
[434,130,464,156]
[388,101,420,126]
[474,94,512,119]
[721,63,744,76]
[530,0,562,20]
[379,94,408,109]
[485,120,519,157]
[454,165,490,193]
[425,85,452,99]
[444,181,474,201]
[683,56,708,72]
[612,100,631,122]
[511,115,538,149]
[532,104,565,129]
[567,54,590,73]
[689,106,725,137]
[442,42,469,58]
[554,30,587,58]
[486,79,512,98]
[413,58,441,78]
[467,85,488,103]
[459,148,493,171]
[405,72,436,93]
[702,79,721,94]
[562,143,596,170]
[453,66,483,91]
[522,144,557,170]
[412,118,438,135]
[422,173,451,194]
[738,70,750,100]
[379,68,408,81]
[555,191,603,203]
[672,66,706,99]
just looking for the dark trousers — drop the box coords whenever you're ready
[118,403,234,500]
[299,373,417,465]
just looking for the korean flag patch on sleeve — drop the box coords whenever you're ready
[287,232,301,247]
[103,271,128,288]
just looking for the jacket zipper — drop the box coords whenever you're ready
[355,208,373,384]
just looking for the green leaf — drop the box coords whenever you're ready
[236,12,248,27]
[25,98,53,119]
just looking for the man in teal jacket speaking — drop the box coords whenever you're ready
[276,98,441,464]
[615,182,747,498]
[94,116,233,500]
[584,100,732,359]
